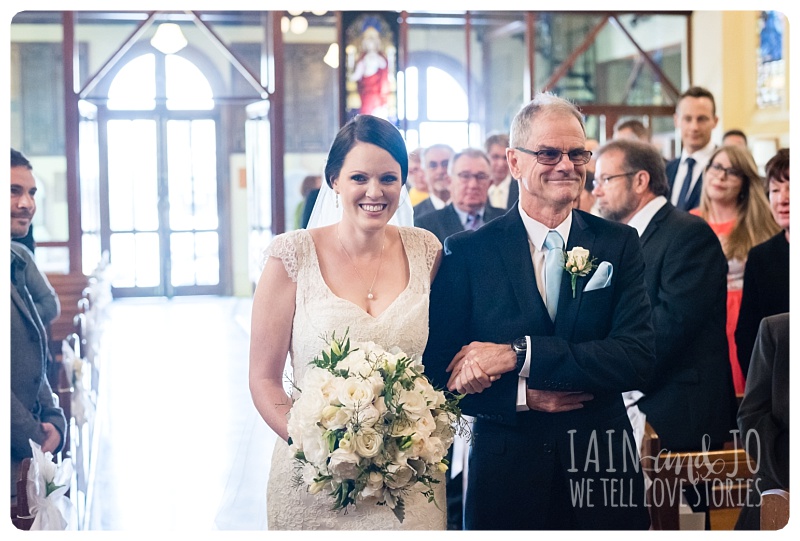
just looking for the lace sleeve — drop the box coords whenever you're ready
[260,231,301,282]
[405,227,442,275]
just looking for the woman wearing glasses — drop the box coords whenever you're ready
[690,145,780,394]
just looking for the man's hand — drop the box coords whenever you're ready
[446,342,516,393]
[40,422,62,453]
[526,389,594,412]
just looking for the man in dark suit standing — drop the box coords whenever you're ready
[593,139,737,451]
[10,148,66,500]
[415,148,504,244]
[485,133,519,209]
[424,94,655,530]
[666,86,718,211]
[412,143,453,219]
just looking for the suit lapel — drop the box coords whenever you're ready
[640,203,672,246]
[554,210,596,338]
[495,209,551,327]
[11,279,45,348]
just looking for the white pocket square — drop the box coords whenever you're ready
[584,261,613,292]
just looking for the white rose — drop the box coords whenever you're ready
[384,463,415,489]
[338,377,375,411]
[301,425,329,466]
[419,436,446,463]
[415,410,436,438]
[396,388,429,418]
[352,428,383,458]
[320,404,351,430]
[374,396,387,417]
[338,431,355,452]
[390,417,416,437]
[328,448,361,481]
[358,471,385,501]
[566,247,592,275]
[354,405,381,428]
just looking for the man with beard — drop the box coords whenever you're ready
[10,148,66,502]
[592,138,736,452]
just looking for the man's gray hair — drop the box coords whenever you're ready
[509,93,586,148]
[449,148,490,175]
[421,143,455,169]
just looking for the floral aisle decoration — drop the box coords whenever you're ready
[287,332,465,523]
[27,440,73,530]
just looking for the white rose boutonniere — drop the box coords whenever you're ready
[563,247,598,298]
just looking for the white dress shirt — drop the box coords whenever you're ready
[488,174,512,209]
[514,205,573,411]
[428,193,447,210]
[627,195,668,237]
[669,140,716,207]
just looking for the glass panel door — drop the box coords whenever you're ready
[106,116,223,297]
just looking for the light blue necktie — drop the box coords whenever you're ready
[544,230,565,321]
[465,213,481,230]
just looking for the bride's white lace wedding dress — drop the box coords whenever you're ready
[263,226,446,530]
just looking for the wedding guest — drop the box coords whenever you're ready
[593,139,735,451]
[415,148,504,244]
[484,133,518,209]
[722,129,748,149]
[10,148,66,501]
[735,148,789,377]
[613,119,650,143]
[406,147,429,206]
[667,87,719,211]
[425,93,655,530]
[690,145,781,394]
[413,144,454,219]
[297,174,322,229]
[735,313,789,530]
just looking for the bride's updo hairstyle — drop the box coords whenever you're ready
[324,115,408,188]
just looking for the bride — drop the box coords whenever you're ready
[249,115,446,529]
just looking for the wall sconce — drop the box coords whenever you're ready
[323,43,339,69]
[150,23,188,55]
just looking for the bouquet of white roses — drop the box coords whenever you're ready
[287,332,463,522]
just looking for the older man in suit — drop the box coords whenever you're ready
[593,138,737,452]
[412,143,454,219]
[666,86,718,211]
[415,148,504,244]
[424,94,655,530]
[10,148,66,500]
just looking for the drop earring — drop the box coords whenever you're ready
[335,192,339,208]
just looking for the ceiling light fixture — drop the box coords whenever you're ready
[150,23,188,55]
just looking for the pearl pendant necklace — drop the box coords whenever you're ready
[337,226,386,301]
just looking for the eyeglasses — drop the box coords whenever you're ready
[456,171,491,183]
[592,172,637,190]
[708,162,744,179]
[426,159,449,170]
[514,147,592,166]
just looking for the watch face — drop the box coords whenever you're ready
[513,337,527,352]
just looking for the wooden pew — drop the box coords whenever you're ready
[10,458,34,530]
[760,489,789,530]
[643,446,757,529]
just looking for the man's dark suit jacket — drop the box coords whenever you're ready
[735,313,789,530]
[634,203,737,451]
[412,197,437,220]
[10,249,66,497]
[424,206,655,530]
[734,231,789,377]
[413,203,505,244]
[666,157,703,211]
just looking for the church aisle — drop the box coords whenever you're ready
[86,296,276,530]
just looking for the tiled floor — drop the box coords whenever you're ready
[86,296,277,530]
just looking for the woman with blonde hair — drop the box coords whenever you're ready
[691,145,781,394]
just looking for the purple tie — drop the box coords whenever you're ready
[466,213,480,230]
